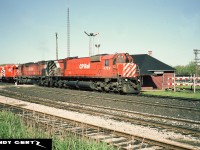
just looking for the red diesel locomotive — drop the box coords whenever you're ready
[0,64,18,82]
[1,53,141,94]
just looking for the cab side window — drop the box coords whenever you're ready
[105,60,109,66]
[130,58,133,63]
[113,58,116,65]
[125,55,129,63]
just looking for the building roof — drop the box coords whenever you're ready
[131,54,175,75]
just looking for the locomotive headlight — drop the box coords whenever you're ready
[125,79,128,81]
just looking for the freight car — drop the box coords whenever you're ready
[2,53,141,94]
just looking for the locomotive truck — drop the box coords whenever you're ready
[1,53,141,94]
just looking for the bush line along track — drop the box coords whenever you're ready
[0,88,200,136]
[0,102,198,150]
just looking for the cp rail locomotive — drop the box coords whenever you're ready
[0,53,141,94]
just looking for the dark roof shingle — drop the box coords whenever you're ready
[131,54,175,75]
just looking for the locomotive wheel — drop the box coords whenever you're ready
[39,80,44,86]
[103,83,110,92]
[58,80,63,88]
[49,79,54,87]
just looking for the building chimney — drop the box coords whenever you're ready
[148,51,152,56]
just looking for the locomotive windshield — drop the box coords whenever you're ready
[117,54,125,63]
[113,53,133,65]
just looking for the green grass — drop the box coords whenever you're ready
[176,85,200,90]
[0,110,117,150]
[0,110,47,138]
[141,90,200,99]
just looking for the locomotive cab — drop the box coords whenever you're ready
[113,53,133,64]
[114,53,141,93]
[99,53,140,93]
[113,53,139,77]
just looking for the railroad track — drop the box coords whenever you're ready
[0,87,200,138]
[6,85,200,113]
[0,102,198,150]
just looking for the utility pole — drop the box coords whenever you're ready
[56,32,58,60]
[67,7,70,57]
[194,49,200,77]
[95,44,100,54]
[95,37,100,54]
[193,49,200,93]
[84,31,99,56]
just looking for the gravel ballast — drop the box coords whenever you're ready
[0,95,199,149]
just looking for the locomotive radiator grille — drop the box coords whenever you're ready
[122,63,137,77]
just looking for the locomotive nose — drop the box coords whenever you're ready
[118,63,137,78]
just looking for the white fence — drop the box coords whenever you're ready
[168,74,200,93]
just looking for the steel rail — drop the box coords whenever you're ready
[16,86,200,112]
[0,89,200,137]
[0,102,198,150]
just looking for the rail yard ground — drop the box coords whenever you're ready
[0,82,200,149]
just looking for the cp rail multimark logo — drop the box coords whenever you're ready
[1,68,5,77]
[0,139,52,150]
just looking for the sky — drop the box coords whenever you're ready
[0,0,200,66]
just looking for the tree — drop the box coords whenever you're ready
[174,65,184,75]
[185,61,196,75]
[174,61,199,76]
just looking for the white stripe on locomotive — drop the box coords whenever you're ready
[127,64,136,77]
[122,63,136,77]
